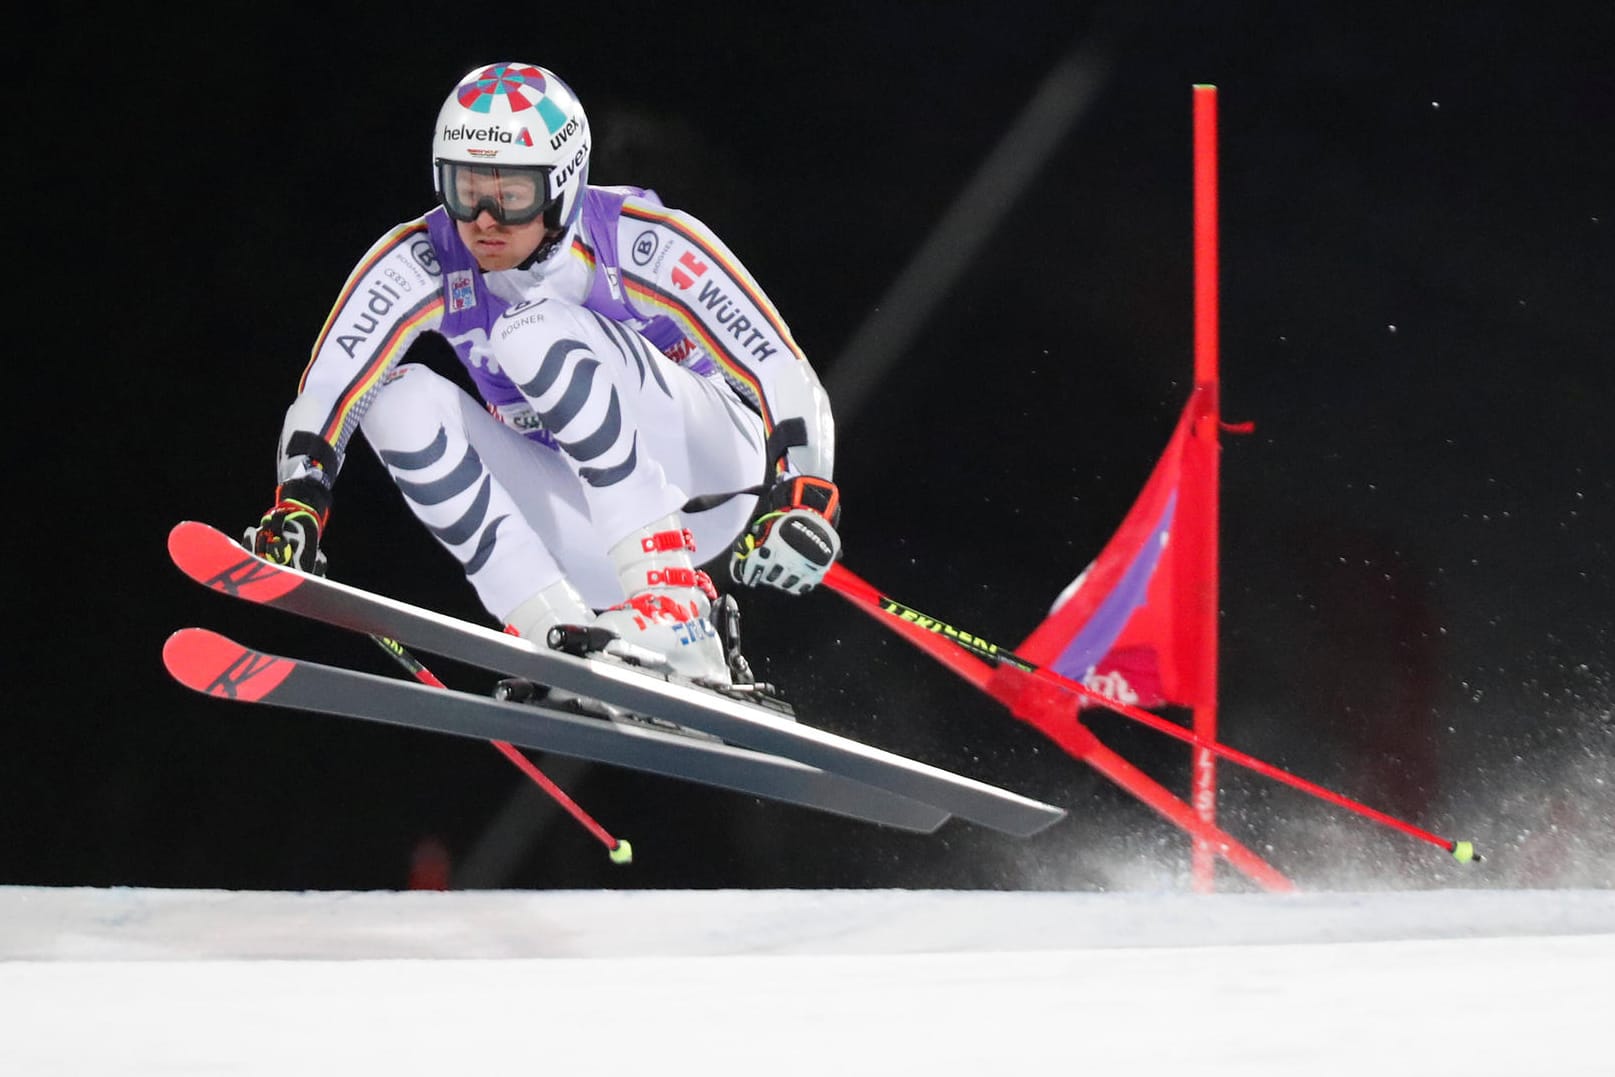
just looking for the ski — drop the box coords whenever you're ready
[164,627,950,833]
[167,520,1066,837]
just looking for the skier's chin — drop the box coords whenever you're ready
[474,243,519,271]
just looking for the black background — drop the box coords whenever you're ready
[12,3,1611,893]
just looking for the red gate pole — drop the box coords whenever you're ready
[1190,84,1222,891]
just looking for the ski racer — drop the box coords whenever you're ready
[246,61,841,686]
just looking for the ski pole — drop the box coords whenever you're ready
[369,634,633,866]
[823,564,1479,864]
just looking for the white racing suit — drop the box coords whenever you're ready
[273,185,834,623]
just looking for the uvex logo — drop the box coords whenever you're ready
[552,138,589,188]
[548,116,582,150]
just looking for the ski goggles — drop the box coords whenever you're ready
[437,161,558,226]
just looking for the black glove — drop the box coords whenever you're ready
[730,476,841,595]
[246,496,326,575]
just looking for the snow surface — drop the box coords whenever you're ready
[3,886,1611,1075]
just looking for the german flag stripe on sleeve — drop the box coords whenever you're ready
[317,295,442,447]
[567,235,594,270]
[301,221,431,390]
[619,203,804,357]
[621,274,774,427]
[617,203,802,433]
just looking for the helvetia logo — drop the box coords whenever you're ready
[441,125,534,147]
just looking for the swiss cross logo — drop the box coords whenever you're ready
[671,251,707,290]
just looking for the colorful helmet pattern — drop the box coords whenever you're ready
[431,62,590,235]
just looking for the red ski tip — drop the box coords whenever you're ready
[166,520,214,568]
[163,627,294,702]
[168,520,303,602]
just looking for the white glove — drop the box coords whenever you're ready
[729,476,841,595]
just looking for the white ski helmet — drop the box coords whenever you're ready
[431,62,590,234]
